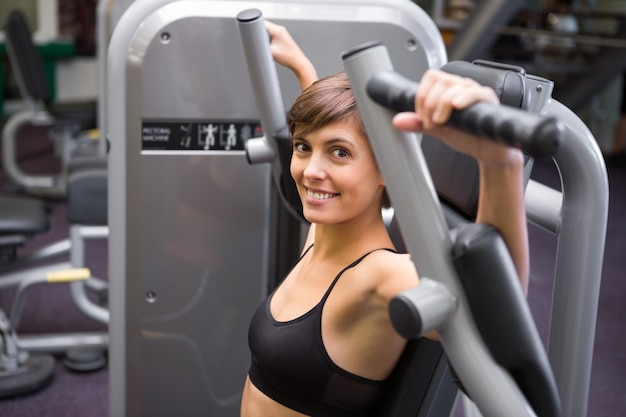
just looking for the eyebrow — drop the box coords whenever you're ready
[326,137,356,148]
[293,136,357,149]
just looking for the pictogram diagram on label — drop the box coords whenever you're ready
[142,120,263,151]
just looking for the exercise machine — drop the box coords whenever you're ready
[237,9,460,416]
[0,192,108,397]
[0,3,127,397]
[107,0,447,416]
[240,7,607,417]
[107,0,607,416]
[239,7,564,416]
[2,9,97,198]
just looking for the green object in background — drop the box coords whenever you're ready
[0,40,76,118]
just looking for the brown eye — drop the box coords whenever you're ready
[332,148,350,158]
[293,142,310,153]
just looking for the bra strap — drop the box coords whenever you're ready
[320,248,397,303]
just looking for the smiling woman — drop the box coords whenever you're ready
[242,71,418,417]
[288,74,391,223]
[240,22,529,417]
[290,125,387,227]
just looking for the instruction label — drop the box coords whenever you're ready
[142,121,263,151]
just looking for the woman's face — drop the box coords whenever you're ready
[290,120,385,225]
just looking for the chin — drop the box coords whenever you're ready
[302,210,327,225]
[302,212,344,226]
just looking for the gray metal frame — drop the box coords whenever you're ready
[0,223,109,354]
[344,43,607,417]
[69,224,110,325]
[526,99,608,417]
[1,109,67,197]
[96,0,136,157]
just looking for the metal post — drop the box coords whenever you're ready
[543,99,608,417]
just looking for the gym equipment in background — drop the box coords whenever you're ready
[0,2,136,396]
[2,9,97,198]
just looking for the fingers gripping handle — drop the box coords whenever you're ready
[366,70,564,158]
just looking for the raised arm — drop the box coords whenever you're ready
[264,20,319,255]
[392,70,529,292]
[265,20,318,90]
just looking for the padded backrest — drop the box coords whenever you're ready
[451,223,561,417]
[0,196,49,237]
[372,338,457,417]
[4,9,50,103]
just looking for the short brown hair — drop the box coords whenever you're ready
[287,72,391,209]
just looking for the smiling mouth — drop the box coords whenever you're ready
[306,189,339,201]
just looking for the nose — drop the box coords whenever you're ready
[302,152,327,181]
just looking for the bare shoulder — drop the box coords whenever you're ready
[360,250,419,303]
[367,249,415,274]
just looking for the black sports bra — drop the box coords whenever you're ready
[247,246,396,417]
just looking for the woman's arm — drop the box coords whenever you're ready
[265,21,318,254]
[265,20,318,90]
[392,70,529,292]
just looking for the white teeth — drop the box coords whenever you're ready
[307,190,336,200]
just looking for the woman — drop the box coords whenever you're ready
[241,22,529,417]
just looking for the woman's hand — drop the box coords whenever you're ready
[265,20,317,90]
[392,69,529,290]
[392,69,521,168]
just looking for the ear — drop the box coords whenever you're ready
[377,169,386,187]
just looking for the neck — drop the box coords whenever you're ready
[311,212,393,260]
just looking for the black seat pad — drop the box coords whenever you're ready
[0,196,49,236]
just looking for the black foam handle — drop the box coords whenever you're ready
[366,71,564,158]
